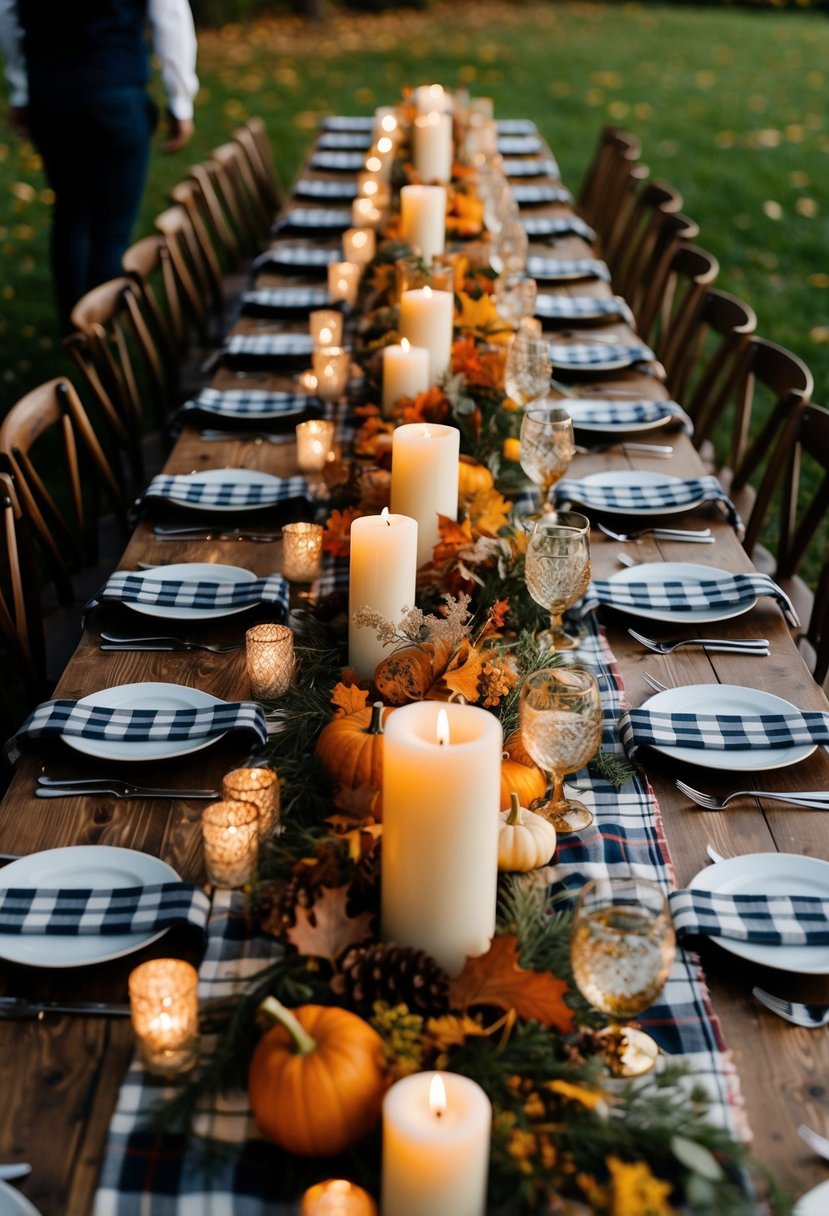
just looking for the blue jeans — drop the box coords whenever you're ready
[29,86,157,330]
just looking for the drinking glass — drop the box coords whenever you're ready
[504,335,552,407]
[570,876,676,1076]
[494,274,537,329]
[519,406,574,505]
[519,665,603,833]
[523,513,590,649]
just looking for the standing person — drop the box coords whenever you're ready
[0,0,198,330]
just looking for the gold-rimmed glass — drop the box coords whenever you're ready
[504,334,552,407]
[519,406,574,505]
[523,512,590,649]
[570,876,676,1076]
[519,665,603,833]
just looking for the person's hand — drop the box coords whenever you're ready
[9,106,30,138]
[163,113,194,153]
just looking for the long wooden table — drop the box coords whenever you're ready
[1,126,828,1214]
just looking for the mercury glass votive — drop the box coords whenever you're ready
[309,309,344,349]
[296,418,336,472]
[328,262,360,308]
[245,622,295,698]
[201,799,259,888]
[222,765,280,839]
[343,227,376,268]
[312,345,351,403]
[300,1179,377,1216]
[282,522,323,583]
[128,958,200,1078]
[352,197,382,229]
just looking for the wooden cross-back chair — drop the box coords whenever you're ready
[578,126,643,239]
[170,178,226,321]
[211,140,271,255]
[122,233,189,370]
[154,204,216,346]
[636,242,720,390]
[605,179,685,298]
[188,161,244,270]
[234,117,283,218]
[624,209,701,338]
[0,470,46,704]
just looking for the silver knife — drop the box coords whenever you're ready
[0,996,130,1018]
[35,782,219,800]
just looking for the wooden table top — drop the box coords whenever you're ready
[1,131,828,1215]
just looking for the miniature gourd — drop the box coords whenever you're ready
[500,729,547,811]
[498,793,557,871]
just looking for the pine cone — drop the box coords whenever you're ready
[264,870,318,935]
[335,942,450,1015]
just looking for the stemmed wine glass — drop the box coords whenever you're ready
[523,512,590,648]
[504,335,552,407]
[519,665,603,833]
[519,406,574,509]
[570,876,676,1076]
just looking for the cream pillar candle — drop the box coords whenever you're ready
[343,227,376,267]
[390,421,459,568]
[413,111,453,184]
[397,284,453,383]
[382,1072,491,1216]
[381,339,430,414]
[348,508,418,679]
[414,84,453,114]
[399,186,446,266]
[381,701,502,976]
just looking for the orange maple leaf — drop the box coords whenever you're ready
[330,682,370,718]
[323,506,363,558]
[448,934,574,1031]
[432,514,474,566]
[400,386,452,425]
[441,641,489,703]
[285,885,374,964]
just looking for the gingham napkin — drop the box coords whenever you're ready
[565,397,692,433]
[310,151,365,172]
[498,135,544,155]
[0,883,210,937]
[252,245,340,275]
[178,387,320,420]
[84,571,290,619]
[5,699,269,764]
[321,115,373,131]
[583,572,799,626]
[526,256,611,282]
[549,339,658,370]
[293,178,358,201]
[317,130,372,150]
[140,472,308,510]
[221,333,315,362]
[513,183,574,206]
[554,474,743,530]
[522,215,597,242]
[497,118,538,135]
[669,889,829,946]
[240,286,331,315]
[272,208,352,233]
[504,156,560,178]
[618,706,829,755]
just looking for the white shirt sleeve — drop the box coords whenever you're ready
[147,0,198,121]
[0,0,28,108]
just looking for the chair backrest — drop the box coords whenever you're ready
[636,240,719,387]
[626,209,701,338]
[170,178,226,315]
[578,126,642,235]
[234,117,283,215]
[123,233,189,366]
[806,542,829,687]
[188,161,243,268]
[0,470,45,700]
[154,204,214,344]
[212,141,269,254]
[605,178,684,296]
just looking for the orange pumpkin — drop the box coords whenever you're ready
[249,998,387,1156]
[500,729,547,812]
[458,456,494,500]
[315,701,392,793]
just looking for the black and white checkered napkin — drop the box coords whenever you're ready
[619,705,829,755]
[141,472,308,510]
[85,571,290,618]
[548,339,658,370]
[669,888,829,946]
[522,215,597,241]
[584,572,799,626]
[504,156,560,178]
[526,256,611,282]
[535,294,633,324]
[497,118,538,135]
[317,130,371,150]
[566,397,692,433]
[554,474,743,530]
[5,698,269,764]
[240,286,331,315]
[513,183,574,206]
[310,151,365,172]
[272,207,352,233]
[252,245,340,275]
[178,387,320,420]
[293,177,359,201]
[0,882,210,937]
[498,134,544,155]
[221,333,315,363]
[321,114,373,131]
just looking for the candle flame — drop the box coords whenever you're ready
[380,506,391,526]
[377,136,393,154]
[423,285,432,299]
[436,708,450,747]
[366,156,382,173]
[381,114,398,132]
[363,179,378,197]
[400,337,410,352]
[429,1073,447,1117]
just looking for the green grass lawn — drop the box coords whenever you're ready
[1,1,827,563]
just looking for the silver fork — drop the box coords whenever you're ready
[752,990,829,1030]
[643,672,669,693]
[798,1124,829,1160]
[199,429,292,445]
[676,780,829,812]
[99,631,242,653]
[628,628,770,655]
[598,522,714,543]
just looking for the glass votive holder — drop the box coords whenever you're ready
[430,253,457,293]
[352,197,382,229]
[201,799,259,888]
[222,765,280,840]
[328,262,360,308]
[129,958,200,1079]
[313,345,351,402]
[395,253,428,301]
[309,309,344,349]
[282,522,323,583]
[520,315,543,338]
[296,417,336,472]
[246,622,295,698]
[300,1179,377,1216]
[356,173,390,211]
[343,227,376,267]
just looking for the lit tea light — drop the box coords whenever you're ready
[296,418,336,471]
[201,799,259,888]
[343,227,376,268]
[222,765,280,840]
[282,521,323,583]
[352,197,382,228]
[128,958,200,1078]
[309,308,344,348]
[365,155,382,174]
[245,622,295,698]
[300,1179,377,1216]
[313,345,350,402]
[297,369,318,393]
[328,261,360,308]
[376,135,393,155]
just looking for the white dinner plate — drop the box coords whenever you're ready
[0,1182,41,1216]
[643,684,816,772]
[688,853,829,974]
[570,470,701,516]
[565,400,674,434]
[607,563,757,624]
[160,468,288,513]
[794,1179,829,1215]
[65,682,227,762]
[0,846,180,968]
[124,563,257,621]
[552,349,638,373]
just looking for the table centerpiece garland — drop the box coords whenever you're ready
[98,97,793,1216]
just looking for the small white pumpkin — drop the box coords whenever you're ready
[498,792,557,872]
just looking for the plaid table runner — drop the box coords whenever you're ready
[177,388,321,421]
[549,339,658,371]
[5,699,268,765]
[669,889,829,946]
[221,333,315,362]
[84,571,290,619]
[535,294,633,323]
[272,208,352,233]
[522,215,597,241]
[526,256,611,282]
[497,134,544,155]
[0,883,210,937]
[310,151,365,172]
[240,287,332,316]
[554,474,743,530]
[139,473,309,511]
[565,397,691,432]
[513,183,574,206]
[584,571,799,626]
[619,706,829,753]
[503,156,560,178]
[252,246,340,276]
[317,131,371,150]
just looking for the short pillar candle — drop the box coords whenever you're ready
[398,284,453,383]
[128,958,200,1078]
[399,186,446,267]
[381,339,430,415]
[296,418,336,471]
[246,623,294,698]
[301,1179,377,1216]
[413,111,453,184]
[282,522,323,583]
[390,422,459,568]
[348,508,418,678]
[201,799,259,888]
[222,766,280,839]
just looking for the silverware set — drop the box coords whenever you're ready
[0,996,130,1019]
[598,522,715,543]
[677,779,829,812]
[35,776,219,800]
[575,441,674,458]
[628,628,770,656]
[99,630,242,654]
[153,525,280,542]
[753,990,829,1030]
[199,429,293,445]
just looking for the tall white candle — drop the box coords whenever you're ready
[414,84,453,114]
[399,186,446,266]
[381,701,502,976]
[413,111,453,184]
[382,1072,491,1216]
[382,339,430,414]
[348,509,418,679]
[398,285,453,383]
[390,422,459,568]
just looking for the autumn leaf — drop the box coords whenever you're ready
[441,641,489,703]
[448,934,574,1031]
[467,487,511,537]
[285,885,374,964]
[432,514,474,566]
[425,1013,490,1051]
[331,783,383,825]
[323,506,362,558]
[330,682,369,717]
[546,1079,608,1111]
[326,810,383,860]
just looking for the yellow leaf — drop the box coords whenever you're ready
[330,682,370,718]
